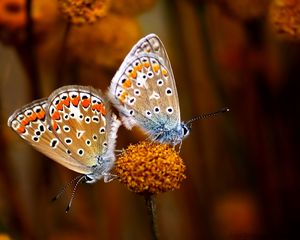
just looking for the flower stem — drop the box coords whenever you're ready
[56,22,71,86]
[22,0,41,99]
[144,194,159,240]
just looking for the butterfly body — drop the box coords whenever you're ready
[109,34,189,146]
[8,85,121,183]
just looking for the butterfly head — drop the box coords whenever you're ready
[180,122,191,139]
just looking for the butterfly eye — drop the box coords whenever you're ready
[165,88,173,96]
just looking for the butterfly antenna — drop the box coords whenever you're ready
[186,107,230,125]
[51,174,83,202]
[65,175,86,213]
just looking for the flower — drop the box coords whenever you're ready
[67,14,140,69]
[0,0,26,30]
[269,0,300,40]
[114,141,186,194]
[57,0,111,24]
[0,0,59,44]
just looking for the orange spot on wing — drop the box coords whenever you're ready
[81,98,91,108]
[92,103,106,115]
[28,113,37,121]
[52,111,60,120]
[119,92,128,103]
[152,64,160,73]
[122,79,132,88]
[21,118,30,126]
[56,101,64,111]
[62,97,70,107]
[71,96,80,106]
[162,69,168,76]
[129,70,137,79]
[17,125,25,134]
[36,110,45,120]
[143,62,150,68]
[52,121,58,131]
[134,63,143,72]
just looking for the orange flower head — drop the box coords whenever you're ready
[114,141,186,194]
[269,0,300,40]
[58,0,111,24]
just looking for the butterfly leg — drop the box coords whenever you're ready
[103,172,118,183]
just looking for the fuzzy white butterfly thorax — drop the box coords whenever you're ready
[108,34,190,145]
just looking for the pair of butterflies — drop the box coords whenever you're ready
[8,34,227,187]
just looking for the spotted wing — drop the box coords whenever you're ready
[48,85,115,168]
[108,34,181,136]
[7,99,92,174]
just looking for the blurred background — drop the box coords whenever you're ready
[0,0,299,239]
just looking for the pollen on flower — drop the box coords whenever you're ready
[114,141,186,194]
[57,0,111,24]
[269,0,300,40]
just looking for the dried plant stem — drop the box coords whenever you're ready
[144,194,159,240]
[21,0,41,99]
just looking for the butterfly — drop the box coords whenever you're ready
[108,33,228,146]
[8,85,121,185]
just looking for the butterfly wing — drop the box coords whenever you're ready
[108,34,181,137]
[7,99,92,174]
[47,85,119,170]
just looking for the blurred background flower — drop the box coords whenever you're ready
[0,0,299,239]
